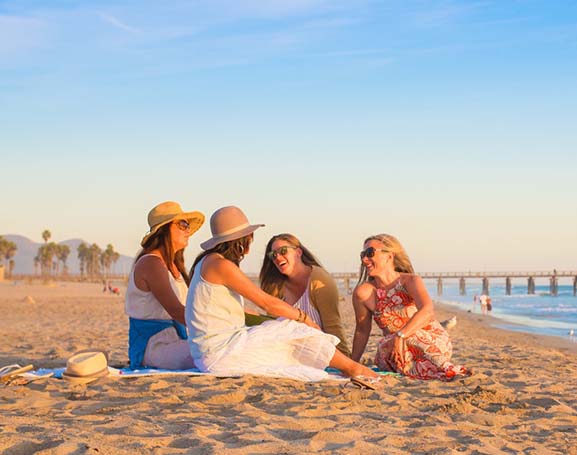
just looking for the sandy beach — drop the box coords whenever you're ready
[1,280,576,455]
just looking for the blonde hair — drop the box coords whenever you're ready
[357,234,414,285]
[259,233,321,299]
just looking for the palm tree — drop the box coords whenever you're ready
[77,242,89,277]
[0,236,6,266]
[42,230,51,243]
[101,244,120,276]
[57,244,71,276]
[88,243,102,278]
[4,241,17,277]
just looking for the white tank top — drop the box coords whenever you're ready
[185,257,246,366]
[125,254,188,319]
[293,285,322,328]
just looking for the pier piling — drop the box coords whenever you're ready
[459,278,466,295]
[482,277,489,295]
[550,276,558,296]
[505,277,512,295]
[528,277,535,294]
[437,278,443,296]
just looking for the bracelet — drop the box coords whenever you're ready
[296,309,303,322]
[396,330,406,339]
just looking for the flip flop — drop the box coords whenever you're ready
[350,375,386,390]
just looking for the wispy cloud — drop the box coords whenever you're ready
[98,13,141,34]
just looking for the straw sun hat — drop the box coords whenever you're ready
[141,201,205,246]
[200,206,264,250]
[62,351,110,385]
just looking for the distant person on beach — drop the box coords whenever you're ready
[486,296,492,312]
[125,201,205,370]
[185,206,382,387]
[480,294,488,315]
[259,233,351,356]
[351,234,469,380]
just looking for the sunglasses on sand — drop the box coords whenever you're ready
[175,219,192,232]
[360,246,388,260]
[267,245,297,260]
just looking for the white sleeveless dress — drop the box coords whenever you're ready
[185,258,339,381]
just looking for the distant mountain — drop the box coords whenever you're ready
[1,234,134,275]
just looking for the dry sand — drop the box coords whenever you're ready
[1,280,576,455]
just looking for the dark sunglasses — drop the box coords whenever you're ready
[175,219,191,232]
[267,245,297,260]
[360,246,387,259]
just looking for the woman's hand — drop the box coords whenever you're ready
[391,335,406,369]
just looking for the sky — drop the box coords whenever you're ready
[1,0,577,274]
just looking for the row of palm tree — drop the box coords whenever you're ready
[36,230,121,278]
[0,236,18,278]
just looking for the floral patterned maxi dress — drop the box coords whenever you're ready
[374,281,468,380]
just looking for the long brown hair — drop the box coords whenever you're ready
[190,234,253,277]
[259,233,322,299]
[136,223,190,285]
[357,234,414,286]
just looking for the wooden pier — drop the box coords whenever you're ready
[331,271,577,296]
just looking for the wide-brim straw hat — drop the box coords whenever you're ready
[200,206,264,250]
[141,201,205,246]
[62,351,110,385]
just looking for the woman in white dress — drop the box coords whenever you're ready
[186,206,381,385]
[126,201,204,370]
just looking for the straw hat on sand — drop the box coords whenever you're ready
[62,351,110,384]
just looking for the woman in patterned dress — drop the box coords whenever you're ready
[259,233,351,356]
[351,234,469,380]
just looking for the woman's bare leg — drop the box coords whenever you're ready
[329,349,377,378]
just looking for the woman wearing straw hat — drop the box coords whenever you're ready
[185,206,382,386]
[125,201,204,370]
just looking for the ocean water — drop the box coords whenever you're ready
[423,280,577,342]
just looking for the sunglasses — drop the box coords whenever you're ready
[175,219,192,232]
[360,246,388,259]
[267,245,297,260]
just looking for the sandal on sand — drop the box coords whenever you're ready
[350,375,385,391]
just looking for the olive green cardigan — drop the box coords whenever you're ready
[308,266,351,357]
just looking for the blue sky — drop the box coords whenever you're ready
[2,0,576,273]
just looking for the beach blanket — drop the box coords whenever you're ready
[13,365,399,382]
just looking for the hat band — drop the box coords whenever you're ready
[213,222,250,238]
[63,367,109,378]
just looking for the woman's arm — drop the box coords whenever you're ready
[134,256,186,325]
[351,283,375,362]
[309,267,351,356]
[397,274,435,336]
[203,255,320,329]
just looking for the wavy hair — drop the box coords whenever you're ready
[357,234,414,286]
[190,234,253,277]
[136,223,190,285]
[259,233,322,299]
